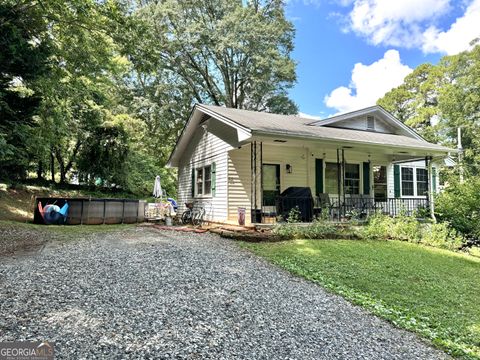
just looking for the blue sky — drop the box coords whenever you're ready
[285,0,480,117]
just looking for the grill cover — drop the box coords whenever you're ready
[276,187,314,222]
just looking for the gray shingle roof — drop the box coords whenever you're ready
[198,104,454,152]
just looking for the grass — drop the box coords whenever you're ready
[239,239,480,359]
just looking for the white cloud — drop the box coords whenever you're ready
[422,0,480,55]
[345,0,480,54]
[297,112,323,120]
[324,49,412,113]
[348,0,450,47]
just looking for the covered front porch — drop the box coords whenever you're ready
[240,135,440,224]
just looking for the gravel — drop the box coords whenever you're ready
[0,227,449,359]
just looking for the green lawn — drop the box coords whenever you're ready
[239,239,480,359]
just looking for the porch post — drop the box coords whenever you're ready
[426,156,436,221]
[250,141,257,223]
[342,148,346,218]
[260,141,263,223]
[336,149,341,217]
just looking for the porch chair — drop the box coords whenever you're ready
[315,193,341,220]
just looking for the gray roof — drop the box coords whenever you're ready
[198,104,454,152]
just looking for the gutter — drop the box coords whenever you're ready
[251,130,456,154]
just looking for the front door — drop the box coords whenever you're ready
[262,164,280,206]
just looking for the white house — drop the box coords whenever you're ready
[167,104,455,225]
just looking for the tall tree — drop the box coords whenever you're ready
[0,1,50,179]
[378,43,480,175]
[378,63,444,142]
[133,0,297,114]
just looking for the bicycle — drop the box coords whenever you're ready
[181,202,206,226]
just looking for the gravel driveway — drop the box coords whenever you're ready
[0,227,448,359]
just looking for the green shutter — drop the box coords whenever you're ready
[191,167,195,197]
[432,167,437,193]
[211,162,216,196]
[363,162,370,195]
[394,165,401,198]
[315,159,323,195]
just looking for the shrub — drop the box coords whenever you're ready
[272,223,299,239]
[361,212,393,240]
[286,206,301,223]
[435,177,480,240]
[391,211,422,243]
[272,217,336,240]
[422,222,464,251]
[363,211,465,251]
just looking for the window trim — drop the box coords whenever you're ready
[344,163,360,195]
[400,165,429,198]
[194,165,212,198]
[324,161,363,196]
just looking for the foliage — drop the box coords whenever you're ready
[435,177,480,240]
[133,0,297,113]
[272,217,336,239]
[286,206,301,223]
[0,0,298,195]
[0,1,50,178]
[362,212,465,250]
[378,44,480,176]
[422,221,464,251]
[360,212,394,240]
[390,211,422,243]
[240,239,480,359]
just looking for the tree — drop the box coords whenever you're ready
[133,0,297,114]
[438,44,480,175]
[32,0,131,183]
[0,1,50,179]
[378,44,480,176]
[378,63,444,142]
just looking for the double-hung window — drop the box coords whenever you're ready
[325,162,360,195]
[195,165,211,196]
[401,166,428,197]
[401,167,414,196]
[325,162,339,194]
[416,168,428,196]
[344,163,360,195]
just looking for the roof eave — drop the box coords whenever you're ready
[251,130,455,154]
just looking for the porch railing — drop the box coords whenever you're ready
[260,195,429,223]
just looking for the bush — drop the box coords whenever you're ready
[435,177,480,240]
[272,217,336,240]
[362,212,464,251]
[422,222,464,251]
[361,212,393,240]
[391,211,422,243]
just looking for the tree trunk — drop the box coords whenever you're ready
[58,158,66,184]
[37,160,44,180]
[50,150,55,183]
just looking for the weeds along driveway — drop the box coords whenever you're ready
[0,227,449,359]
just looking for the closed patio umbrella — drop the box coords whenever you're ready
[153,175,163,199]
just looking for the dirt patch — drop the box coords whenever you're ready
[0,222,51,256]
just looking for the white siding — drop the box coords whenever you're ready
[227,144,309,224]
[327,115,395,134]
[227,145,251,223]
[177,130,232,223]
